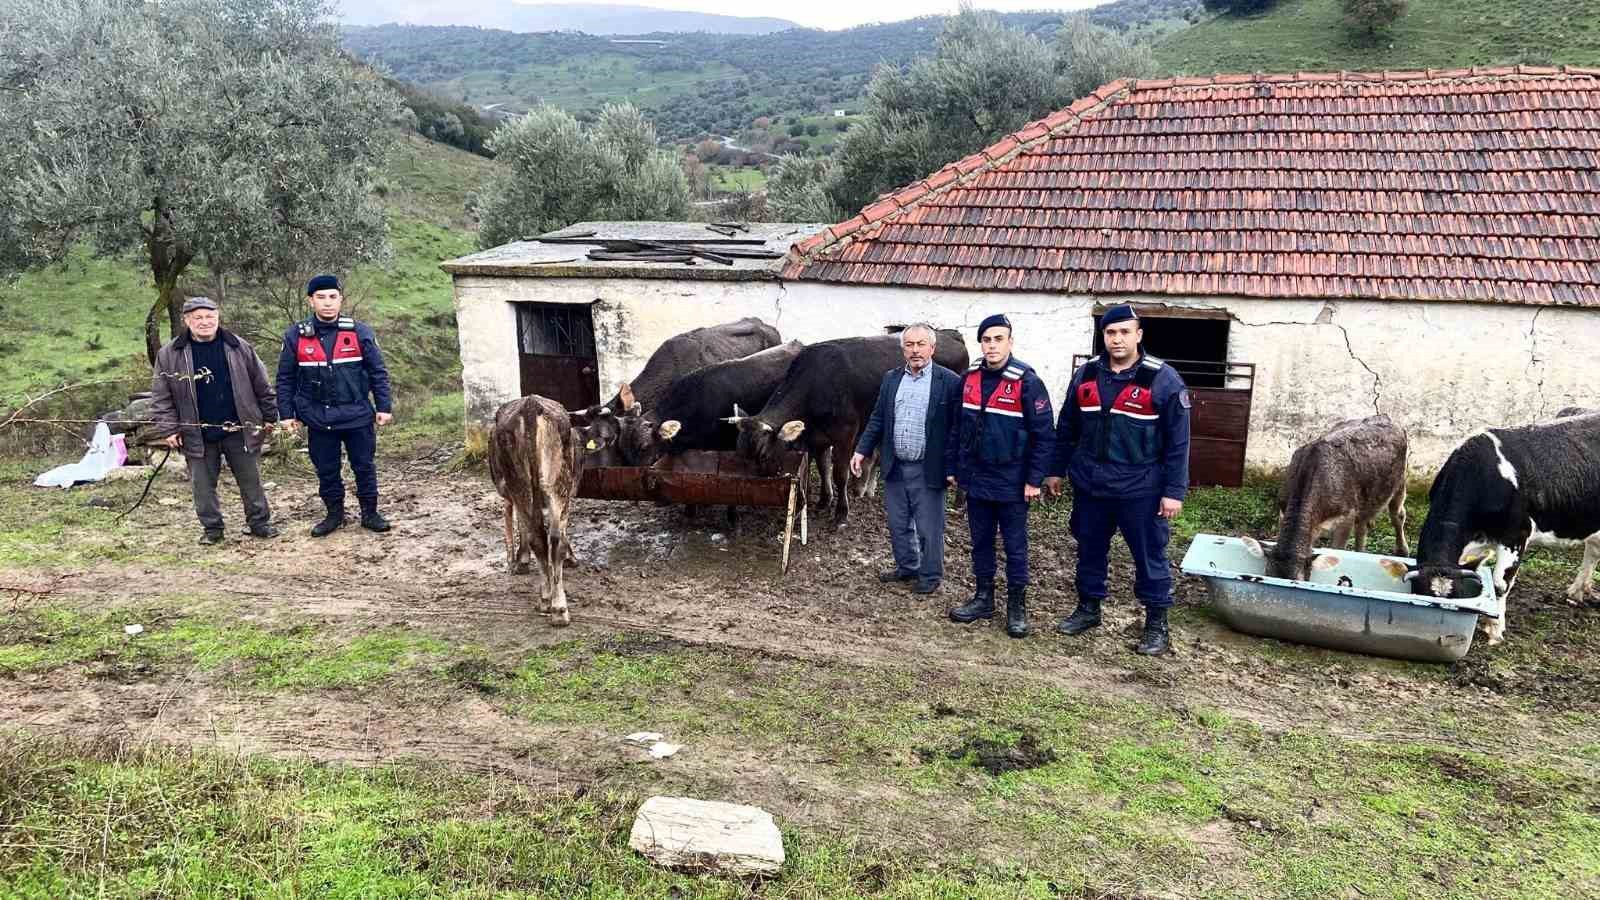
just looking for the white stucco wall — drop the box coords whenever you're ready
[452,273,1598,471]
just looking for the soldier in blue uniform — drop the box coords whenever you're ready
[1045,304,1191,655]
[947,314,1055,638]
[276,274,395,537]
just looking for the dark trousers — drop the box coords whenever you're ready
[307,423,378,509]
[968,497,1030,587]
[1072,493,1173,608]
[882,459,946,582]
[187,433,271,532]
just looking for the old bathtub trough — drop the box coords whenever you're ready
[1179,534,1502,662]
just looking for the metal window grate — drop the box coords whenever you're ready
[517,303,595,357]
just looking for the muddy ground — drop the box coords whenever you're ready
[3,455,1599,894]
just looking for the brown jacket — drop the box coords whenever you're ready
[150,329,277,458]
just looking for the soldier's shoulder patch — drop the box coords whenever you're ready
[1034,397,1049,413]
[1179,389,1193,409]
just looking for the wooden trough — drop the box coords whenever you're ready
[577,450,810,572]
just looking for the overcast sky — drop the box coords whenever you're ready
[513,0,1106,31]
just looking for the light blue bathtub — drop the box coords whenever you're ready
[1178,534,1502,662]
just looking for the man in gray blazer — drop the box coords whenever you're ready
[851,323,963,594]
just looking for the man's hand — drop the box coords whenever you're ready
[1043,476,1063,498]
[1159,497,1183,519]
[1024,484,1042,502]
[280,419,301,435]
[946,475,958,488]
[375,412,394,427]
[162,433,182,450]
[849,452,864,478]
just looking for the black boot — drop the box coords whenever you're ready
[1135,606,1171,656]
[310,504,345,537]
[1056,597,1103,636]
[359,497,391,533]
[949,580,995,623]
[1005,585,1029,638]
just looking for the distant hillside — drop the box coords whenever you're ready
[339,1,798,35]
[346,9,1182,144]
[1156,0,1600,75]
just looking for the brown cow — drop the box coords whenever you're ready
[487,395,611,626]
[1244,414,1410,581]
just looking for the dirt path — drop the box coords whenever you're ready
[5,466,1598,788]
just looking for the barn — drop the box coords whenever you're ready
[444,66,1600,482]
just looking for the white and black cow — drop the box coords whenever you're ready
[1411,412,1600,643]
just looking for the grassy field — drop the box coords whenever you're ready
[1157,0,1600,75]
[707,164,769,193]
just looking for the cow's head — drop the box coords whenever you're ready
[1409,546,1493,600]
[1241,536,1339,582]
[574,416,626,468]
[615,413,662,467]
[735,417,804,474]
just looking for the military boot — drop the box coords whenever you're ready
[359,497,391,533]
[1135,606,1172,656]
[1005,585,1029,638]
[949,580,995,623]
[1056,597,1103,636]
[310,504,345,538]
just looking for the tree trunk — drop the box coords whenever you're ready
[143,198,193,365]
[144,274,180,365]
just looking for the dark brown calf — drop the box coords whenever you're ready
[1245,414,1410,581]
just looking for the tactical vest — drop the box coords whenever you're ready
[1074,355,1166,466]
[294,316,369,407]
[962,360,1029,465]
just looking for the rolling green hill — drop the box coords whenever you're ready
[0,133,494,455]
[1156,0,1600,75]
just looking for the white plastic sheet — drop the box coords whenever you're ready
[33,423,128,488]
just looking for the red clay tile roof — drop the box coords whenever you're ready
[781,67,1600,306]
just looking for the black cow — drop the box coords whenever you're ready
[734,329,969,524]
[651,341,805,456]
[1411,412,1600,643]
[574,317,781,426]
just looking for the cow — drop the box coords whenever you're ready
[650,341,805,456]
[571,317,781,427]
[1242,415,1409,581]
[1556,407,1592,418]
[1409,412,1600,644]
[733,329,969,524]
[487,395,613,627]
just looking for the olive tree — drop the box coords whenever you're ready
[475,103,690,248]
[0,0,400,363]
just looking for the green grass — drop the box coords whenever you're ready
[0,605,447,689]
[1157,0,1600,76]
[706,164,768,193]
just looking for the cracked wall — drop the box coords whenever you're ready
[452,275,1596,470]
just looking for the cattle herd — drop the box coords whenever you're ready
[487,316,1598,648]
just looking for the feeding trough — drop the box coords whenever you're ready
[578,449,810,572]
[1179,534,1502,662]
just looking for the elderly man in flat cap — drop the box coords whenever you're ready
[149,296,280,544]
[1046,304,1192,656]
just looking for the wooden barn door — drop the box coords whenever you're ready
[516,302,600,410]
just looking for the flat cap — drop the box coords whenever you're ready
[180,296,218,313]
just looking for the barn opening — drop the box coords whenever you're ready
[516,302,599,410]
[1090,307,1229,388]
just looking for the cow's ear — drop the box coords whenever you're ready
[1458,547,1493,568]
[1241,536,1265,558]
[619,382,636,409]
[1311,554,1340,571]
[659,420,682,442]
[778,420,805,442]
[759,421,773,432]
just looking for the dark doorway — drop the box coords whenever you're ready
[516,302,599,410]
